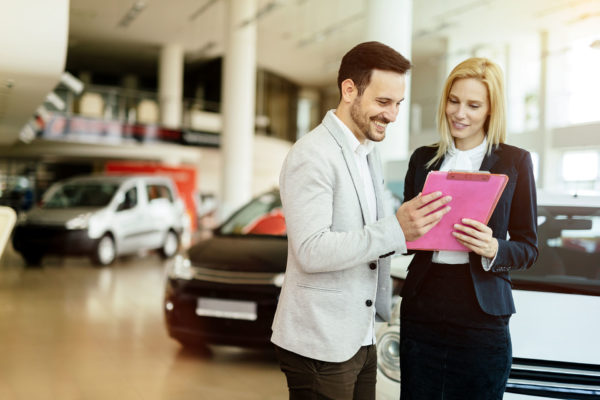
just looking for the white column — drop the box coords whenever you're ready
[158,44,184,129]
[366,0,413,167]
[220,0,257,219]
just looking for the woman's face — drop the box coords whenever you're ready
[445,78,490,150]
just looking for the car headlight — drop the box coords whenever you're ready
[65,213,92,230]
[377,326,400,382]
[166,254,195,280]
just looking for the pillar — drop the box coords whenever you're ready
[158,44,184,129]
[366,0,413,171]
[219,0,257,219]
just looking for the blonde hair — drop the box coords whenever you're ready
[427,57,507,168]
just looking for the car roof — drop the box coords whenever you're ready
[61,174,174,185]
[537,191,600,208]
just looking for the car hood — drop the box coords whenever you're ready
[24,207,103,225]
[187,235,287,273]
[511,289,600,365]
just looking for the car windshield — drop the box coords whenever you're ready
[511,204,600,296]
[43,182,120,208]
[219,192,285,237]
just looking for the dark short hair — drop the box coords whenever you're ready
[337,41,411,96]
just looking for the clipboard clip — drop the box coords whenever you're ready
[447,170,491,182]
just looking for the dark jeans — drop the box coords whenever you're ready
[400,263,512,400]
[274,345,377,400]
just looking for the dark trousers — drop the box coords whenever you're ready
[400,263,512,400]
[274,344,378,400]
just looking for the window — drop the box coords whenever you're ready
[547,35,600,127]
[147,184,173,202]
[562,151,598,182]
[117,187,138,211]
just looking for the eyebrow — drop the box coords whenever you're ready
[376,97,405,103]
[448,93,484,104]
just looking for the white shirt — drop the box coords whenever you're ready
[331,111,378,345]
[432,137,495,270]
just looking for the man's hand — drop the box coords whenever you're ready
[396,192,452,242]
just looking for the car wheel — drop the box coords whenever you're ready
[160,230,179,259]
[92,234,116,266]
[23,252,43,267]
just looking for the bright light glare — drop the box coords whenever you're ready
[562,151,598,182]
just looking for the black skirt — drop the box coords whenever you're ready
[400,263,511,400]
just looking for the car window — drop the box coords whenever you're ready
[117,187,138,211]
[512,205,600,296]
[219,192,285,237]
[147,184,173,202]
[43,182,119,208]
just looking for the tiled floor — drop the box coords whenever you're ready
[0,246,288,400]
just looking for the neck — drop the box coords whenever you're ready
[454,134,485,151]
[334,107,366,144]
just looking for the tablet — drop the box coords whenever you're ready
[406,171,508,251]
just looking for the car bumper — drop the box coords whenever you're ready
[505,358,600,399]
[163,277,280,347]
[12,224,97,256]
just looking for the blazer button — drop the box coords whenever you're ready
[365,300,373,307]
[369,262,377,270]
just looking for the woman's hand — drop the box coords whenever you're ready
[452,218,498,259]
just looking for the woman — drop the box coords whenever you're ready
[400,58,538,399]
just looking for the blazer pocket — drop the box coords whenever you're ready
[296,283,342,293]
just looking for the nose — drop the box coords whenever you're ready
[455,104,466,119]
[383,104,399,123]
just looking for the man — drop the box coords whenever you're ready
[271,41,452,400]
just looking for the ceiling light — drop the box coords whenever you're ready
[189,0,219,22]
[117,1,147,28]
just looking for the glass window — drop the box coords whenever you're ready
[507,35,540,134]
[547,35,600,127]
[117,187,138,211]
[562,151,598,182]
[43,182,119,208]
[219,192,285,237]
[147,184,173,202]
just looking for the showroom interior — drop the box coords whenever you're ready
[1,0,599,399]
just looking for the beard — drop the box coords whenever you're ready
[349,97,388,142]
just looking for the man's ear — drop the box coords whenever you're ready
[340,79,357,103]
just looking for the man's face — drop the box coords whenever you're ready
[349,69,406,143]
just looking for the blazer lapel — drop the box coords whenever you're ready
[480,145,501,172]
[322,112,371,223]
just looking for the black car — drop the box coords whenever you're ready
[164,190,287,347]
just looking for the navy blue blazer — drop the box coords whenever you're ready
[401,143,539,316]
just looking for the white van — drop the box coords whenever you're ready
[12,175,187,266]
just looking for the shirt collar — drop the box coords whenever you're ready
[330,110,375,156]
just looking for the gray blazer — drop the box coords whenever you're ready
[271,111,406,362]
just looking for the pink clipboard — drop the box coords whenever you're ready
[406,171,508,251]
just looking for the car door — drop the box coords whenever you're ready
[111,182,145,254]
[144,182,175,249]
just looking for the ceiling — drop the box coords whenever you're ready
[67,0,600,87]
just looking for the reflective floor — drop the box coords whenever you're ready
[0,245,287,400]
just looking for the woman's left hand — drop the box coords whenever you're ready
[452,218,498,259]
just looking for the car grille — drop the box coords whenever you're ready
[506,358,600,399]
[190,266,280,285]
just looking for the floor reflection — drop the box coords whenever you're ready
[0,245,287,400]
